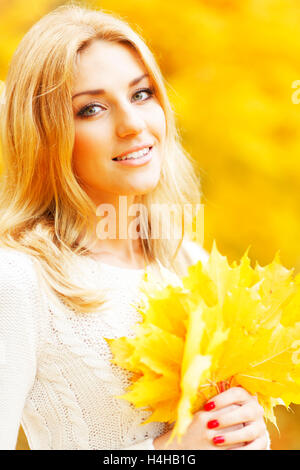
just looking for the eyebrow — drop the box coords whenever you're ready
[72,73,149,100]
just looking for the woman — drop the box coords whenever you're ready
[0,3,269,450]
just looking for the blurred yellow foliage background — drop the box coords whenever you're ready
[0,0,299,450]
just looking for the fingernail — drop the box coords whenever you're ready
[213,435,225,445]
[204,401,215,411]
[207,419,219,429]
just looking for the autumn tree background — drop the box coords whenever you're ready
[0,0,299,450]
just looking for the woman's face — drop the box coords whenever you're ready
[72,39,166,203]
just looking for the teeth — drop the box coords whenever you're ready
[115,147,150,161]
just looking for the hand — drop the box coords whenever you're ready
[153,387,269,450]
[201,387,269,450]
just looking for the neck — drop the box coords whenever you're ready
[78,192,147,266]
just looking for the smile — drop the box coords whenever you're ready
[112,146,153,166]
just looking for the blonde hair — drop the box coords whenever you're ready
[0,2,202,313]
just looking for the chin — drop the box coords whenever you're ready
[131,176,161,196]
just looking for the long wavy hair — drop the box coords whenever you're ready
[0,2,202,313]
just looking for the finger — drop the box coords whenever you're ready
[206,401,264,430]
[230,434,269,450]
[206,443,235,451]
[225,443,248,450]
[204,387,255,411]
[210,422,265,447]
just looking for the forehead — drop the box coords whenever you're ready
[73,40,147,90]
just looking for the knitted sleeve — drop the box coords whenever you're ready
[121,438,156,450]
[0,249,45,450]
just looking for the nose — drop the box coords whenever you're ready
[115,102,146,138]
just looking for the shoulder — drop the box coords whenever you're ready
[0,247,48,345]
[0,246,37,275]
[179,239,209,267]
[0,247,42,295]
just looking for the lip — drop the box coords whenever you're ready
[112,144,153,160]
[112,146,153,167]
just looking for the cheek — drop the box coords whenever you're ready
[72,122,111,175]
[73,122,104,156]
[72,128,97,184]
[151,105,166,141]
[73,125,89,168]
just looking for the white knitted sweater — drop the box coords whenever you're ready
[0,240,209,450]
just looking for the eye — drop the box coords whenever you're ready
[132,87,154,102]
[76,87,155,119]
[77,103,105,118]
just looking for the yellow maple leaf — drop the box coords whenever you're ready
[107,242,300,441]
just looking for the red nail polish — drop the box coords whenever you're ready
[207,419,219,429]
[213,436,225,445]
[204,401,215,411]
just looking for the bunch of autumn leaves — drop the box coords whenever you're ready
[107,243,300,440]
